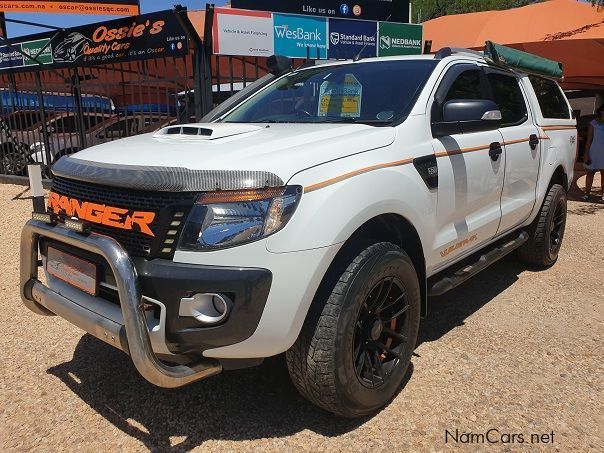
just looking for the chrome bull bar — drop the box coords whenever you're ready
[20,219,222,388]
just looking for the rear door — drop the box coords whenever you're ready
[486,69,541,234]
[430,64,506,269]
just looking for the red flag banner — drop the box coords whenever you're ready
[0,1,140,16]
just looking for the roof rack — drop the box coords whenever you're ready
[434,47,484,60]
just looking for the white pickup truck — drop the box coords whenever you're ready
[20,46,576,417]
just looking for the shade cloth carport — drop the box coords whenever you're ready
[423,0,604,90]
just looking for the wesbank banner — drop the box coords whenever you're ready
[213,8,422,60]
[273,14,327,59]
[0,10,187,72]
[0,0,140,16]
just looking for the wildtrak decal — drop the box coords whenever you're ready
[440,234,478,258]
[48,192,156,237]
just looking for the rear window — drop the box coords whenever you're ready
[529,76,570,119]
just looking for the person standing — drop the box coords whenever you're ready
[583,105,604,201]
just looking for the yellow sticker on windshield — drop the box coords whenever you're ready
[318,74,362,118]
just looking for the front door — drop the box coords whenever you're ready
[429,64,506,272]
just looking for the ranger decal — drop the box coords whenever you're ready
[48,192,156,237]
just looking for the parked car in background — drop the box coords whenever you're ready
[1,111,49,175]
[29,112,117,165]
[30,112,175,165]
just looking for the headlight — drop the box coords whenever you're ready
[178,186,302,251]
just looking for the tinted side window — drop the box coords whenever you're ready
[7,112,42,129]
[529,76,570,119]
[82,115,108,131]
[51,116,78,134]
[445,70,484,101]
[487,73,528,127]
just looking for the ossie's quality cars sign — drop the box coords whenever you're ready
[0,10,188,71]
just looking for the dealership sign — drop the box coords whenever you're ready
[212,8,274,57]
[273,13,327,59]
[328,18,376,59]
[214,8,422,60]
[0,38,53,69]
[0,10,188,72]
[378,22,422,56]
[232,0,410,22]
[0,0,140,16]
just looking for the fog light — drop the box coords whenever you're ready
[32,212,53,224]
[179,293,231,325]
[64,218,88,234]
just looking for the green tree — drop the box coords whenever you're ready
[412,0,604,22]
[411,0,536,23]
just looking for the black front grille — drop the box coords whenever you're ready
[50,176,198,258]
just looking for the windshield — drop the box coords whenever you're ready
[221,60,437,125]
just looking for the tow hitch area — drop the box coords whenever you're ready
[20,219,222,388]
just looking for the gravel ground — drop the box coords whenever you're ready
[0,181,602,452]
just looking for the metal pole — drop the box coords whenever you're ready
[28,164,45,212]
[34,71,52,169]
[71,68,87,152]
[200,5,215,116]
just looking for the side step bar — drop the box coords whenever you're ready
[428,231,529,297]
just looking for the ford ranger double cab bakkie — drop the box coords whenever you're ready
[21,44,576,417]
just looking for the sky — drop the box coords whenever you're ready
[4,0,228,37]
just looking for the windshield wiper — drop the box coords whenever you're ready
[318,117,392,125]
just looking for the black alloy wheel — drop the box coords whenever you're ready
[353,276,411,389]
[549,197,566,255]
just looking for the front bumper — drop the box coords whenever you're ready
[21,219,270,388]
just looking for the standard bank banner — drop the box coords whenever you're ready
[213,8,422,60]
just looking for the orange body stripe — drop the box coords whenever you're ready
[304,134,552,193]
[540,125,576,131]
[304,158,414,193]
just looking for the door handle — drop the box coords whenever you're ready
[489,142,503,161]
[529,134,539,150]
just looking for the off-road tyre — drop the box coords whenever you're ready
[286,242,421,418]
[517,183,567,268]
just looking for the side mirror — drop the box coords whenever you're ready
[432,99,502,137]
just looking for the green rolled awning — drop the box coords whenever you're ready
[484,41,563,80]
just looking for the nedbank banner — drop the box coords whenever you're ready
[0,1,140,16]
[377,22,422,56]
[0,10,188,71]
[213,7,422,60]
